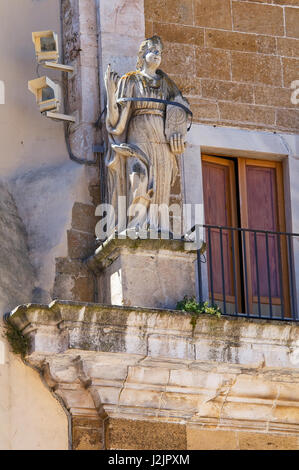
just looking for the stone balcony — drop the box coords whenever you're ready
[8,300,299,450]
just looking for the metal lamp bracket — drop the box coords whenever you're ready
[42,61,76,79]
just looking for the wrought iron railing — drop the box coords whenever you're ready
[196,224,299,322]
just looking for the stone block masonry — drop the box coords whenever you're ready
[53,189,101,303]
[145,0,299,133]
[9,301,299,450]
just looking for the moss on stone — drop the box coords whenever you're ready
[4,319,30,357]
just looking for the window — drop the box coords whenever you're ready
[201,154,291,318]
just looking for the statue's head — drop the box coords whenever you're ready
[136,35,164,71]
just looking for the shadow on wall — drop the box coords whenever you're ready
[9,160,94,304]
[0,181,35,314]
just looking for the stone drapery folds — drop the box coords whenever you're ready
[104,36,190,235]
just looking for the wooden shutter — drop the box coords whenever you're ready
[202,156,241,308]
[238,159,290,315]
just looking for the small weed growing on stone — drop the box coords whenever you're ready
[4,320,30,357]
[176,296,221,330]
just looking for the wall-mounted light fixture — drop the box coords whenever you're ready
[29,31,76,122]
[28,76,61,113]
[28,29,101,165]
[32,30,59,64]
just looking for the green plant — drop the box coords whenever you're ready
[3,320,30,357]
[176,296,221,330]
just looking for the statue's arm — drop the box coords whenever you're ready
[171,94,190,155]
[160,70,189,156]
[105,65,132,136]
[105,64,120,129]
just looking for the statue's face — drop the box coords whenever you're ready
[144,42,162,68]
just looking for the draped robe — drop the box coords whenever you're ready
[105,69,188,234]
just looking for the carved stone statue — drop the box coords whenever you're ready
[104,35,191,236]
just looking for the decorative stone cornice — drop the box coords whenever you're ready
[87,235,197,272]
[8,300,299,435]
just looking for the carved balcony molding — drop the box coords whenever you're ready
[8,300,299,436]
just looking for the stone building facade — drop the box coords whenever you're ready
[145,0,299,133]
[0,0,299,450]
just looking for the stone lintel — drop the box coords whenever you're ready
[7,300,299,443]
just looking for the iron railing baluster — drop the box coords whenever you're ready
[288,234,297,320]
[265,232,273,319]
[194,224,298,323]
[254,231,261,317]
[207,227,214,306]
[219,227,227,314]
[277,233,285,319]
[242,229,250,317]
[231,230,238,315]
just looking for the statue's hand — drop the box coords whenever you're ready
[104,64,119,97]
[170,133,186,155]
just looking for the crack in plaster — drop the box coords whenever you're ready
[218,375,239,428]
[117,363,130,411]
[157,368,171,418]
[266,383,281,433]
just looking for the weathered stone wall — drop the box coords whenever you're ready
[10,162,98,304]
[145,0,299,133]
[53,188,100,303]
[0,0,67,177]
[61,0,101,162]
[0,182,68,450]
[106,419,299,450]
[0,0,98,449]
[0,182,35,313]
[45,0,104,303]
[10,300,299,450]
[0,0,101,305]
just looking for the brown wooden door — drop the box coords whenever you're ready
[202,156,241,311]
[238,159,290,316]
[202,155,289,317]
